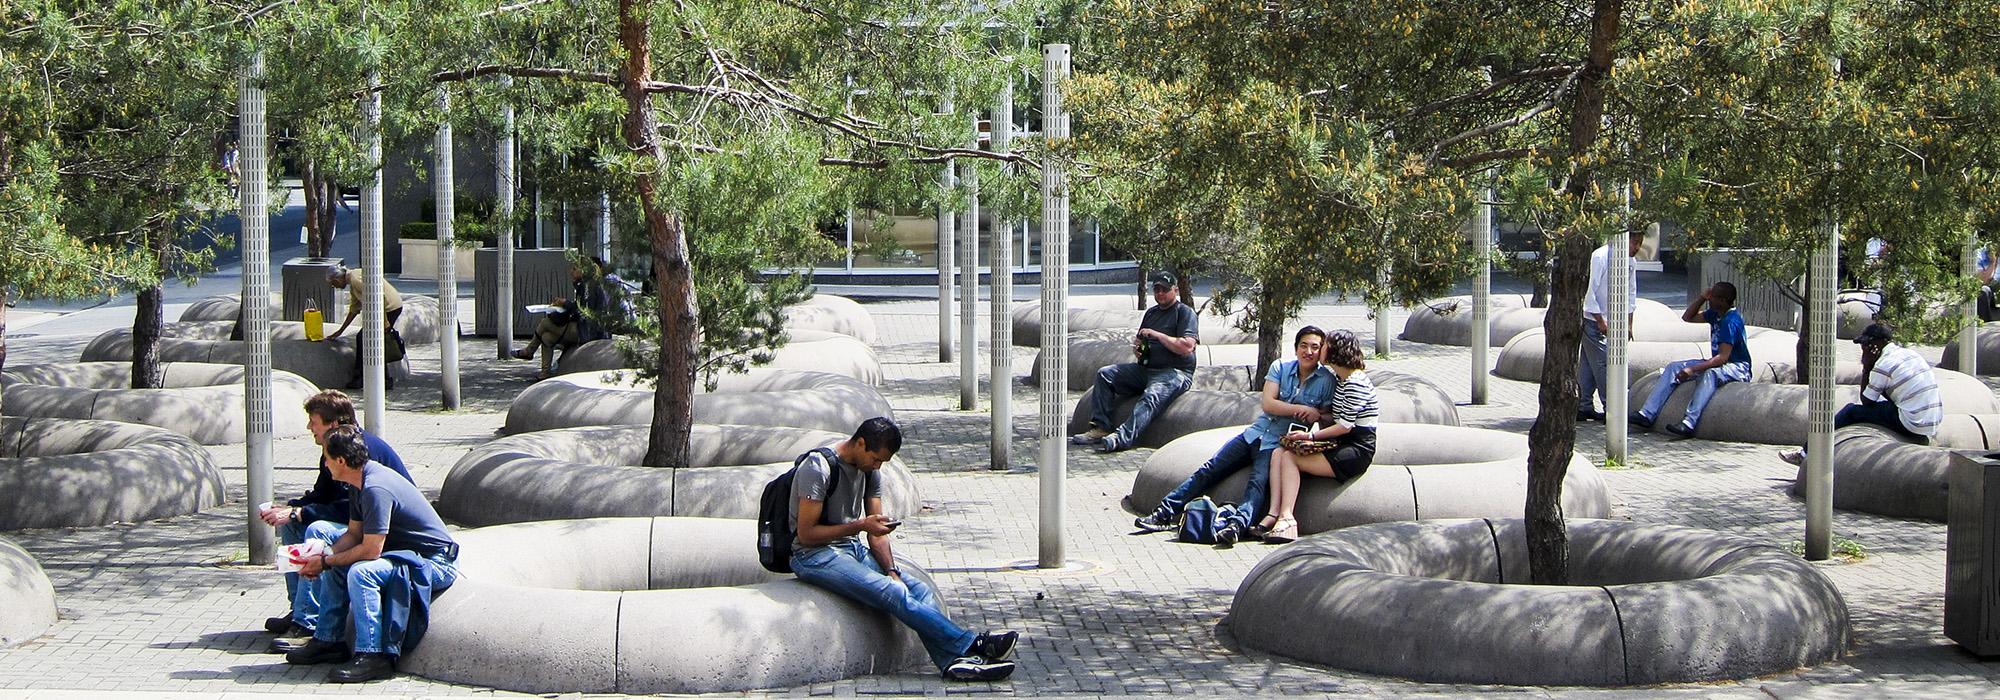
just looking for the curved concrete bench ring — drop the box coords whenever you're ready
[0,536,58,647]
[175,293,443,346]
[1940,324,2000,375]
[1067,369,1460,449]
[1495,326,1799,384]
[1,362,315,444]
[1011,295,1253,348]
[0,416,224,530]
[504,368,893,435]
[1784,419,2000,522]
[554,330,883,386]
[1401,296,1689,347]
[81,322,408,389]
[1128,424,1610,534]
[1630,367,1999,445]
[438,424,921,526]
[784,295,879,345]
[402,517,934,693]
[1231,518,1849,685]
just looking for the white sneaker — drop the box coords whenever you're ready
[1777,448,1806,467]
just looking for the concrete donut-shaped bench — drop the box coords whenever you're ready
[554,330,884,386]
[1127,425,1610,535]
[1940,323,2000,375]
[1784,416,2000,522]
[783,295,878,345]
[1231,518,1848,685]
[0,416,224,530]
[1,362,316,444]
[438,424,920,527]
[1400,296,1695,347]
[503,368,893,435]
[176,293,444,346]
[1067,369,1461,449]
[82,321,409,389]
[1495,325,1799,383]
[400,517,934,693]
[0,536,58,647]
[1629,367,1998,445]
[1011,295,1252,348]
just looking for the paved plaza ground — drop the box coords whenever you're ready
[3,292,1998,699]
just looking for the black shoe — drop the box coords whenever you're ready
[266,626,314,654]
[343,378,363,391]
[1096,434,1128,453]
[1627,412,1654,430]
[264,614,295,634]
[973,630,1019,661]
[944,655,1016,682]
[284,637,350,666]
[1133,509,1177,533]
[1215,522,1242,546]
[328,652,395,683]
[1665,422,1697,439]
[1576,409,1604,423]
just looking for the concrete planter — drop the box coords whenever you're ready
[398,238,478,282]
[1231,518,1849,685]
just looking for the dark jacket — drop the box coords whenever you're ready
[548,277,613,344]
[287,430,412,525]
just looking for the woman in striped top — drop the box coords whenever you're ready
[1260,329,1378,544]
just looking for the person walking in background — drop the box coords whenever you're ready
[1631,281,1750,438]
[1578,235,1643,421]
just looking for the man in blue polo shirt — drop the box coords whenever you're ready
[1632,281,1751,437]
[1133,326,1336,544]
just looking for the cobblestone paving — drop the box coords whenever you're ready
[1,299,1995,698]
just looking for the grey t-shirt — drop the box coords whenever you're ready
[1139,301,1199,371]
[787,447,883,548]
[346,462,456,560]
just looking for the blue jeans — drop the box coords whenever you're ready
[1638,360,1751,430]
[1089,364,1193,444]
[284,519,348,631]
[312,553,459,655]
[1154,431,1274,527]
[1577,320,1609,412]
[791,539,975,672]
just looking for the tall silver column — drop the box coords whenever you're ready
[598,189,614,262]
[496,77,516,356]
[1038,44,1071,568]
[1804,224,1838,559]
[937,99,956,363]
[959,117,980,410]
[1606,186,1632,462]
[360,73,386,435]
[435,89,461,409]
[990,81,1014,471]
[239,51,275,565]
[1962,239,1979,375]
[1470,189,1491,404]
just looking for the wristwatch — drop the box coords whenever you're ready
[885,567,901,576]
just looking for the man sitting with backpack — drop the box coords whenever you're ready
[770,417,1019,682]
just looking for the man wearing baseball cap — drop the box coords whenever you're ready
[1778,323,1942,465]
[1070,271,1199,453]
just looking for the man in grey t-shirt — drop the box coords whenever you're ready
[789,418,1020,682]
[1070,271,1199,453]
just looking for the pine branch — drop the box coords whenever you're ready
[1426,65,1585,166]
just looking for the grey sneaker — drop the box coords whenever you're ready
[1096,433,1128,453]
[1778,448,1806,466]
[1069,427,1112,445]
[945,655,1017,681]
[1133,509,1177,533]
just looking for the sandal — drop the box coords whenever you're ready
[1246,515,1279,540]
[1264,518,1299,544]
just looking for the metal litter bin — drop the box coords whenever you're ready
[1946,450,2000,655]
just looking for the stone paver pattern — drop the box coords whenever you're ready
[0,297,1993,698]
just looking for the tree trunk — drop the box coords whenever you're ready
[1250,287,1283,392]
[1530,240,1551,308]
[132,283,165,389]
[622,0,698,469]
[1794,274,1812,385]
[302,162,331,258]
[1525,0,1622,587]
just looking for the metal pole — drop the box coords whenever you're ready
[360,72,386,435]
[990,80,1014,471]
[239,50,275,565]
[496,77,516,356]
[937,98,956,363]
[1471,188,1491,404]
[959,116,980,410]
[435,88,461,410]
[598,189,613,263]
[1962,238,1979,375]
[1804,223,1838,560]
[1038,44,1071,568]
[1606,184,1632,462]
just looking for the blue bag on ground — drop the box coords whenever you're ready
[1177,497,1221,544]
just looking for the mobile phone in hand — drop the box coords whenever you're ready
[883,519,903,531]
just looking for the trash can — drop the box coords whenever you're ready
[1946,449,2000,656]
[282,257,344,323]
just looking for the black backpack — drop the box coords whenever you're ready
[757,447,840,574]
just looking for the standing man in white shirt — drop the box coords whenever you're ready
[1578,235,1643,422]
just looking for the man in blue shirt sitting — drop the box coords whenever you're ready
[1632,281,1752,438]
[1133,326,1335,545]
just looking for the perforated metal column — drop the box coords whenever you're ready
[959,117,980,410]
[1471,189,1491,405]
[360,73,386,434]
[1805,224,1839,559]
[937,97,956,363]
[990,82,1014,471]
[1038,44,1071,568]
[239,51,274,565]
[496,77,516,357]
[1962,239,1980,376]
[1606,187,1632,462]
[436,89,461,409]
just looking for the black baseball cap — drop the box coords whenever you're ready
[1854,323,1892,345]
[1148,271,1176,290]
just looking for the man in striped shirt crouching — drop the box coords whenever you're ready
[1778,323,1941,465]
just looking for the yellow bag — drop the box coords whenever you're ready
[303,308,324,341]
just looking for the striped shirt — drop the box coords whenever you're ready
[1323,370,1380,431]
[1864,344,1942,437]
